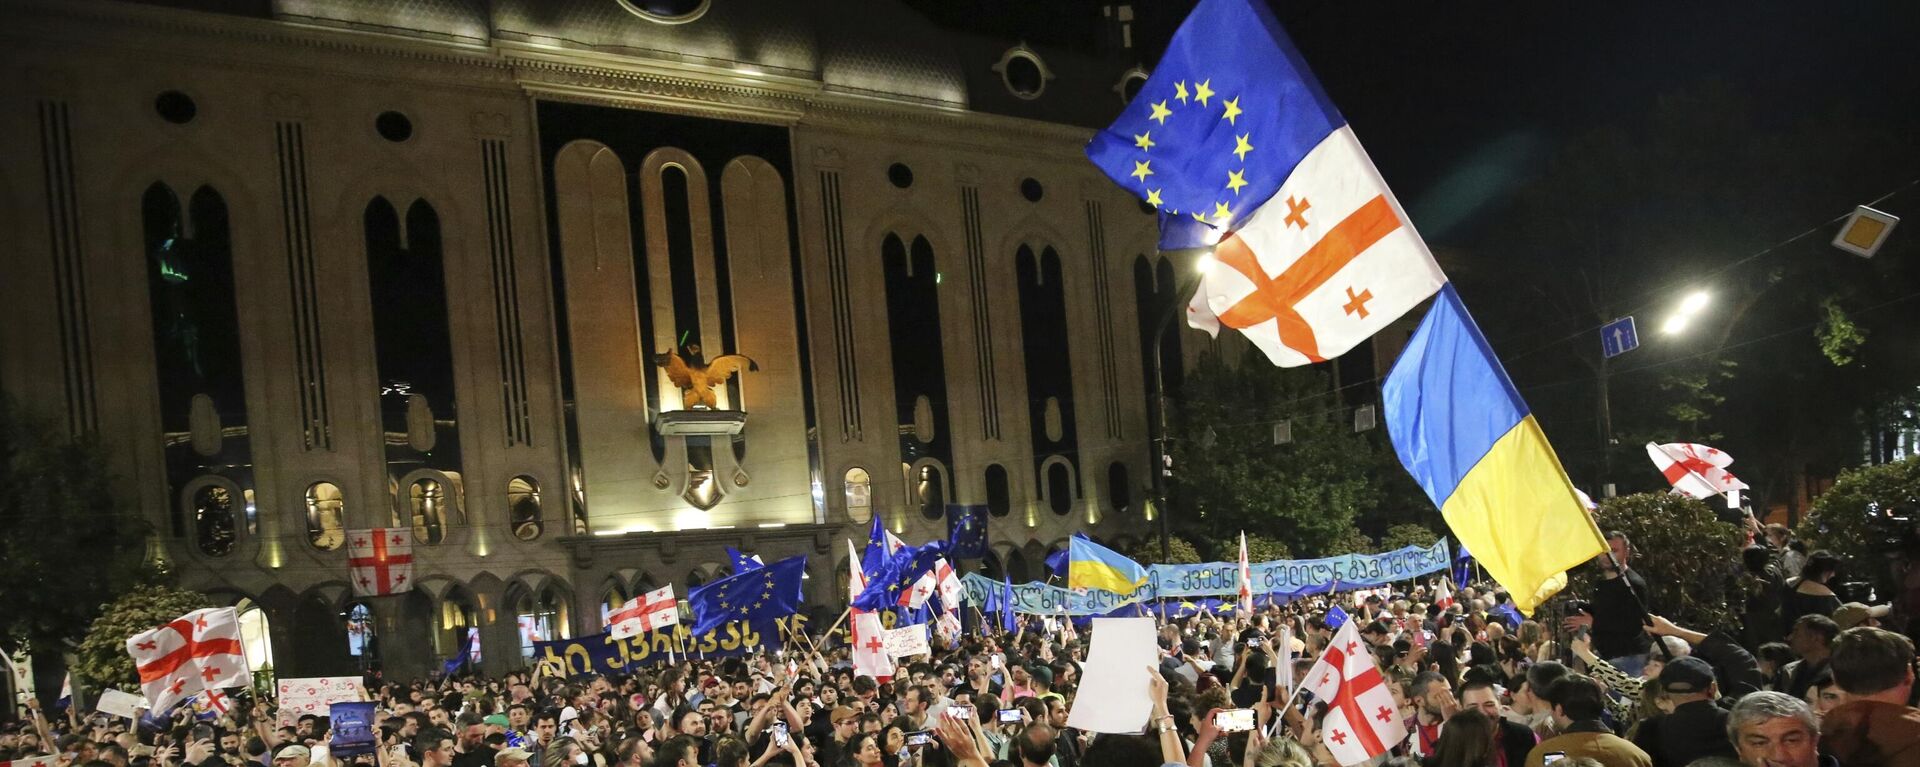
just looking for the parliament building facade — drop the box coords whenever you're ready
[0,0,1247,678]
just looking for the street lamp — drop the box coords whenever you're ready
[1661,290,1711,336]
[1149,247,1212,562]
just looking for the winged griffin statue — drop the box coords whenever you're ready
[653,343,758,410]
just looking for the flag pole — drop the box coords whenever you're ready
[820,607,854,642]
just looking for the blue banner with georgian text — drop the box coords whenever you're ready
[960,540,1448,615]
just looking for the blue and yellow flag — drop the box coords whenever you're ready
[1382,285,1606,615]
[688,554,807,636]
[1066,536,1149,595]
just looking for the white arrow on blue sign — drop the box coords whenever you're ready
[1601,316,1639,359]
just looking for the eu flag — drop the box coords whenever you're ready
[946,504,988,559]
[688,554,807,636]
[1085,0,1341,248]
[852,540,947,612]
[1324,605,1351,631]
[728,546,764,573]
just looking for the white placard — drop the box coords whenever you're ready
[882,624,930,658]
[276,677,367,724]
[95,689,144,720]
[1065,617,1159,734]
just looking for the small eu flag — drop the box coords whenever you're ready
[946,504,988,559]
[688,554,807,636]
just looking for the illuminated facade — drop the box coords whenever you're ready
[0,0,1230,677]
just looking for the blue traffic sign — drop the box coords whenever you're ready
[1601,316,1639,359]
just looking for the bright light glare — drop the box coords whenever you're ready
[1661,315,1690,335]
[1196,253,1216,274]
[1679,291,1711,315]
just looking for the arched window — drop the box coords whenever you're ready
[1107,462,1132,514]
[410,477,447,544]
[306,482,346,550]
[436,589,478,660]
[600,582,632,626]
[515,586,569,659]
[235,598,275,673]
[844,468,872,522]
[984,464,1011,518]
[509,476,543,541]
[915,463,946,520]
[1046,462,1073,516]
[193,484,237,556]
[346,602,376,660]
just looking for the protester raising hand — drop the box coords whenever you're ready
[933,715,988,767]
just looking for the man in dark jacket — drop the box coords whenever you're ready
[1564,532,1653,676]
[1820,627,1920,766]
[1630,657,1735,767]
[1461,679,1535,767]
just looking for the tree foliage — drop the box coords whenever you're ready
[1564,492,1744,631]
[74,585,212,689]
[1168,350,1388,559]
[0,398,154,657]
[1378,523,1442,552]
[1126,536,1202,565]
[1797,455,1920,596]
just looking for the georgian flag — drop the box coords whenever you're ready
[347,528,414,597]
[608,585,679,640]
[848,539,894,682]
[899,569,938,610]
[934,558,963,611]
[125,607,251,716]
[1647,442,1750,502]
[1302,620,1407,766]
[1188,128,1447,367]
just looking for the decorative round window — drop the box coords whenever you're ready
[993,44,1053,101]
[615,0,710,24]
[1114,66,1150,105]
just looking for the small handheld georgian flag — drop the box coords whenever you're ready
[1647,442,1749,501]
[1301,619,1407,766]
[347,528,414,597]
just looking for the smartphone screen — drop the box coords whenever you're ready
[1214,708,1256,732]
[1544,753,1566,764]
[997,708,1023,723]
[906,731,932,747]
[772,728,789,747]
[945,705,973,721]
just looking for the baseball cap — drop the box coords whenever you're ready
[1028,665,1054,686]
[274,746,311,763]
[1657,656,1716,694]
[830,706,858,724]
[483,714,509,728]
[558,705,580,724]
[1833,602,1891,629]
[495,747,533,766]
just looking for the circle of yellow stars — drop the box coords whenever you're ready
[1130,77,1254,225]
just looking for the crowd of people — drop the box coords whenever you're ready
[5,523,1918,767]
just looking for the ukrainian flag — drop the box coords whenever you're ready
[1382,285,1606,615]
[1067,536,1150,595]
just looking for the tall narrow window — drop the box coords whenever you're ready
[410,478,447,544]
[192,484,236,557]
[984,464,1011,518]
[306,481,346,550]
[844,468,872,522]
[516,586,570,659]
[509,476,543,540]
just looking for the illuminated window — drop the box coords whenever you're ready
[844,468,872,523]
[346,602,375,658]
[410,478,447,544]
[306,482,345,550]
[508,476,542,541]
[515,586,569,659]
[193,484,236,557]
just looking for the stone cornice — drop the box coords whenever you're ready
[1,0,1095,160]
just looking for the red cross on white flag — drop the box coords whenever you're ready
[847,539,894,682]
[607,585,680,640]
[347,528,414,597]
[851,612,895,682]
[1186,126,1446,368]
[125,607,251,715]
[899,569,938,610]
[934,558,963,611]
[1647,442,1749,502]
[1301,619,1406,766]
